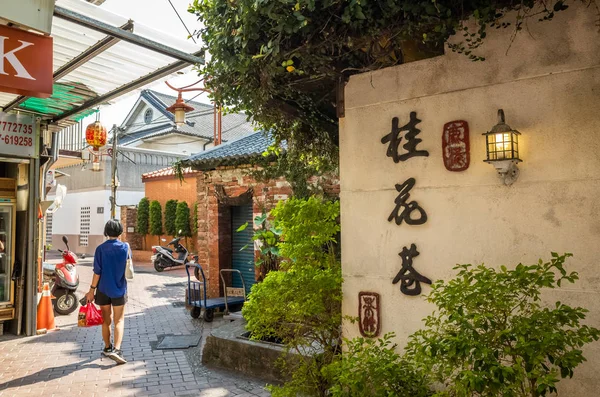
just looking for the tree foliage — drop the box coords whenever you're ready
[165,199,178,236]
[188,0,584,162]
[406,253,600,397]
[149,200,163,237]
[175,201,192,237]
[136,197,149,236]
[242,197,341,396]
[325,333,431,397]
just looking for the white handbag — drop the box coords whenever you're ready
[125,242,134,280]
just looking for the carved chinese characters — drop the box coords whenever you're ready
[381,111,429,163]
[442,120,470,172]
[392,244,432,296]
[388,177,427,226]
[358,292,381,337]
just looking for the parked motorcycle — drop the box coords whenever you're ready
[151,236,192,272]
[52,236,80,315]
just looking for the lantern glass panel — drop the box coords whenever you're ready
[174,109,185,126]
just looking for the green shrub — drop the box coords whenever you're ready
[149,200,163,243]
[242,197,341,396]
[271,196,340,268]
[237,212,282,280]
[136,197,149,236]
[175,201,192,237]
[325,334,431,397]
[406,253,600,397]
[164,199,178,236]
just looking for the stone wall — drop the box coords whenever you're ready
[196,165,293,298]
[120,206,143,250]
[340,5,600,396]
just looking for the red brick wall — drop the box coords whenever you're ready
[120,206,143,250]
[142,176,199,251]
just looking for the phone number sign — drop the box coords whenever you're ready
[0,112,37,158]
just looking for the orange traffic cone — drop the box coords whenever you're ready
[36,282,56,332]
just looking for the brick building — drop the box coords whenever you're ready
[134,131,339,298]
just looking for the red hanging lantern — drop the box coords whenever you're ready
[85,121,107,151]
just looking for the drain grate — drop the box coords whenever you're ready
[156,334,201,350]
[164,282,186,287]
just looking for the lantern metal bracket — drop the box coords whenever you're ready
[487,159,520,186]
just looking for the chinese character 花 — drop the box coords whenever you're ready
[388,178,427,226]
[392,244,432,296]
[381,111,429,163]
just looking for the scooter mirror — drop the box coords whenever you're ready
[62,236,69,244]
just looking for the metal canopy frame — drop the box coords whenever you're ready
[51,50,203,124]
[53,6,204,64]
[3,20,135,113]
[3,5,204,126]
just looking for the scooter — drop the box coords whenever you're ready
[52,236,80,315]
[151,236,192,272]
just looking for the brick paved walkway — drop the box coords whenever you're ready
[0,260,270,396]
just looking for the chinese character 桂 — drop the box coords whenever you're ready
[392,244,432,296]
[381,111,429,163]
[388,177,427,226]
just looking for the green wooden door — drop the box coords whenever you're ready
[231,204,255,292]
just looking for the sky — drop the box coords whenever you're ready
[85,0,210,128]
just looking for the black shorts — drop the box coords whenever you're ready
[95,289,127,306]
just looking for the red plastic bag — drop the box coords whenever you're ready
[78,303,103,327]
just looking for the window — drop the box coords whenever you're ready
[79,207,91,247]
[144,108,153,124]
[45,214,53,245]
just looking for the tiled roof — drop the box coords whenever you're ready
[141,166,199,182]
[119,90,255,145]
[182,131,284,170]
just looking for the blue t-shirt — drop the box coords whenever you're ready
[93,239,128,298]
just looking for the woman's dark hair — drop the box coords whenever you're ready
[104,219,123,238]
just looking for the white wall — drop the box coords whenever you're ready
[133,133,208,155]
[340,5,600,396]
[51,189,110,236]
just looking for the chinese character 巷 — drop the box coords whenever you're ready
[392,244,432,296]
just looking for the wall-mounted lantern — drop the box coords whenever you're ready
[483,109,522,185]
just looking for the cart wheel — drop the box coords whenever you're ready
[194,267,201,281]
[203,308,215,322]
[154,261,164,272]
[190,307,201,319]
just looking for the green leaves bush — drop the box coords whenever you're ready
[406,252,600,397]
[136,197,149,236]
[242,196,341,396]
[149,200,163,240]
[325,334,431,397]
[165,199,178,236]
[175,201,192,238]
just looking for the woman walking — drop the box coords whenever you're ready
[85,219,129,364]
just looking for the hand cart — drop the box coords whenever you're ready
[185,263,247,322]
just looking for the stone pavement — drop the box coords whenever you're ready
[0,259,271,396]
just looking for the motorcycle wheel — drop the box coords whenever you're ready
[53,290,78,315]
[154,260,165,272]
[203,308,215,322]
[190,307,201,319]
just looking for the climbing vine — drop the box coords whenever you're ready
[188,0,595,165]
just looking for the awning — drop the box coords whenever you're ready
[0,0,203,131]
